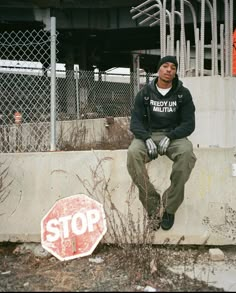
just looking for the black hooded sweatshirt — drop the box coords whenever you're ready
[130,75,195,141]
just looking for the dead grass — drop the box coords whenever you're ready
[0,242,225,292]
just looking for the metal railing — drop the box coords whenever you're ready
[130,0,234,77]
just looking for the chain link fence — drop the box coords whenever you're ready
[0,29,55,153]
[57,70,151,120]
[55,69,153,151]
[0,27,156,153]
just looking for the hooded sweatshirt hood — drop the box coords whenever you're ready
[149,74,182,95]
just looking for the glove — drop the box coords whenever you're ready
[145,138,158,160]
[158,136,170,155]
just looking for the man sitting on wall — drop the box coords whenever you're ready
[127,55,197,231]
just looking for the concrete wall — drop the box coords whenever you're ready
[0,76,236,246]
[0,148,236,246]
[183,76,236,148]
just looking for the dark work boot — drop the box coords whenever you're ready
[161,211,175,230]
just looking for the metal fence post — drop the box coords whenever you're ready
[75,67,80,119]
[50,16,56,151]
[200,0,205,76]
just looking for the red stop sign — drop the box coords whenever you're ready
[41,194,107,261]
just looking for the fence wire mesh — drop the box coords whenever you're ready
[0,29,54,153]
[57,70,150,120]
[55,69,153,151]
[0,28,155,153]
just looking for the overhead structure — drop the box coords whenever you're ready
[130,0,234,77]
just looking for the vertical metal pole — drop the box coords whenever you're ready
[176,40,180,69]
[186,40,190,74]
[184,1,197,59]
[213,0,218,75]
[75,67,80,119]
[170,0,175,55]
[163,0,167,57]
[211,40,214,76]
[132,53,140,97]
[200,0,205,76]
[195,28,199,77]
[182,1,196,75]
[229,0,233,76]
[205,0,214,75]
[157,0,164,58]
[167,35,171,55]
[198,38,202,75]
[50,16,56,151]
[180,0,185,77]
[224,0,229,76]
[220,24,225,77]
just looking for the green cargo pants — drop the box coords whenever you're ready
[127,132,197,217]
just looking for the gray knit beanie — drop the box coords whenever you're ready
[157,55,178,71]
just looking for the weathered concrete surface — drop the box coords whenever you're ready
[0,148,236,245]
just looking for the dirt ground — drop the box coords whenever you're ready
[1,241,233,292]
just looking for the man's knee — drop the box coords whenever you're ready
[184,150,197,169]
[127,145,135,163]
[127,140,145,161]
[177,150,196,172]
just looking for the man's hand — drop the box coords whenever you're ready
[145,138,158,160]
[158,136,170,155]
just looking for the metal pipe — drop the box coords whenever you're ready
[155,0,164,58]
[213,0,218,75]
[150,9,171,27]
[198,38,202,75]
[186,40,190,72]
[163,0,167,56]
[139,10,160,25]
[150,18,161,26]
[220,24,225,77]
[130,0,154,14]
[195,28,199,76]
[176,40,180,71]
[184,0,197,47]
[170,0,175,55]
[174,11,186,67]
[132,54,140,96]
[180,0,185,77]
[197,0,215,75]
[165,10,171,26]
[211,39,214,76]
[167,35,171,55]
[205,0,214,75]
[50,16,56,151]
[200,0,205,76]
[229,0,233,76]
[130,0,164,58]
[131,3,160,20]
[75,67,80,119]
[224,0,230,76]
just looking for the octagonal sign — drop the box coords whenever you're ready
[41,194,107,261]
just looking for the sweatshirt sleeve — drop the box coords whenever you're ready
[167,88,195,140]
[130,90,151,141]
